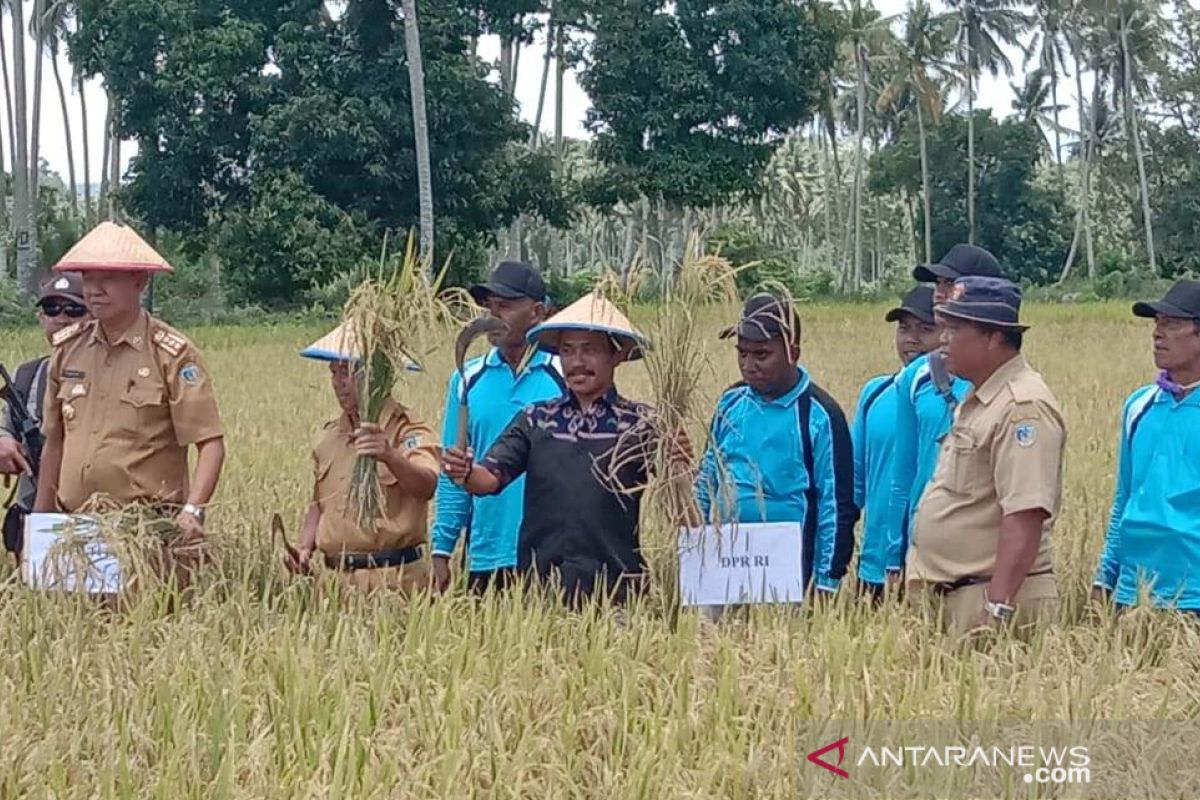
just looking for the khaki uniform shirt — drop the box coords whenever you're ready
[41,313,224,512]
[313,399,439,555]
[907,355,1065,584]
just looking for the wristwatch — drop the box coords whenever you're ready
[181,503,206,523]
[985,599,1015,621]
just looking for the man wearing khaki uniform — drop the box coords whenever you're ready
[907,277,1064,636]
[284,324,439,594]
[35,223,225,546]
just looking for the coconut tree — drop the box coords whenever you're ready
[1027,0,1071,182]
[37,0,76,217]
[401,0,434,267]
[878,0,955,263]
[1010,67,1068,158]
[947,0,1029,244]
[11,0,37,299]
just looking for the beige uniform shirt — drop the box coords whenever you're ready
[313,399,439,555]
[41,313,224,512]
[907,355,1065,584]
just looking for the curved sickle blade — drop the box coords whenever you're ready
[454,316,510,450]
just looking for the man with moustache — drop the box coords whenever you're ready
[442,293,688,607]
[1093,280,1200,615]
[907,277,1065,637]
[431,262,565,595]
[1,273,90,559]
[851,286,941,598]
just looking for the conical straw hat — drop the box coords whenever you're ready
[53,221,173,273]
[526,290,647,361]
[300,321,422,371]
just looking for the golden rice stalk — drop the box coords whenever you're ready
[343,233,461,532]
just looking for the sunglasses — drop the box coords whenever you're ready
[39,300,87,318]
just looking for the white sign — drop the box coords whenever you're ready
[677,522,804,607]
[22,514,123,594]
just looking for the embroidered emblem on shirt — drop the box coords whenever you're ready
[404,435,420,450]
[152,330,187,357]
[1014,423,1037,448]
[179,363,202,385]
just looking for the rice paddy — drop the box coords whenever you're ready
[1,301,1198,799]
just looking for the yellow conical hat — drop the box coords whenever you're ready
[526,290,646,360]
[300,322,422,371]
[53,221,173,273]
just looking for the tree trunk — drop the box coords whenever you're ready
[531,5,554,145]
[12,0,36,300]
[554,18,564,172]
[852,44,866,290]
[1061,46,1095,282]
[51,51,77,217]
[916,99,933,264]
[1050,59,1063,189]
[79,74,91,225]
[98,95,111,219]
[1121,10,1156,274]
[0,23,14,184]
[966,64,976,245]
[108,91,121,219]
[29,32,43,203]
[402,0,435,268]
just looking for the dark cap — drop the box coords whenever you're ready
[885,285,935,324]
[719,292,800,342]
[1132,279,1200,320]
[913,244,1003,283]
[469,261,547,306]
[37,272,84,305]
[937,276,1028,331]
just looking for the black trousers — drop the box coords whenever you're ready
[468,567,517,596]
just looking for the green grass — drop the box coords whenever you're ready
[1,302,1198,799]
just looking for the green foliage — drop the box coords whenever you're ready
[1145,125,1200,278]
[870,111,1073,284]
[576,0,837,209]
[707,222,836,299]
[72,0,572,308]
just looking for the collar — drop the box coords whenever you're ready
[484,346,554,373]
[750,367,810,407]
[972,354,1027,406]
[567,386,621,413]
[90,311,148,351]
[1153,382,1200,408]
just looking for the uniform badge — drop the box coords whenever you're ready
[138,367,151,378]
[54,277,70,291]
[1014,423,1037,448]
[62,404,76,421]
[70,384,87,397]
[404,435,421,450]
[179,363,202,385]
[63,369,85,379]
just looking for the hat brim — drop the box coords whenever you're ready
[1132,300,1198,320]
[937,304,1029,332]
[53,261,172,274]
[38,292,85,305]
[884,305,934,324]
[912,263,958,283]
[469,281,528,305]
[526,321,645,361]
[718,321,780,342]
[299,346,423,372]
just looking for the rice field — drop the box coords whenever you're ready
[1,302,1198,799]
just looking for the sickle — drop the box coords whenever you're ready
[453,316,510,450]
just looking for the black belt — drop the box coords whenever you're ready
[324,546,424,571]
[933,568,1054,596]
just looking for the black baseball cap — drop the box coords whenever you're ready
[469,261,547,306]
[37,272,85,305]
[719,293,800,342]
[937,276,1028,331]
[885,286,935,324]
[913,244,1003,283]
[1132,279,1200,320]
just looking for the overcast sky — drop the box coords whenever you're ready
[36,0,1068,189]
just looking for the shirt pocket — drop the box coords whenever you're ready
[56,382,88,429]
[118,382,167,433]
[943,427,985,495]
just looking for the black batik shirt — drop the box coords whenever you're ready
[480,388,656,602]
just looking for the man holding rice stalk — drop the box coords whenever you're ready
[432,261,566,595]
[283,321,441,593]
[851,286,941,600]
[33,222,226,588]
[694,292,858,613]
[906,277,1065,637]
[442,292,690,607]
